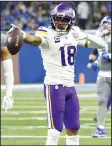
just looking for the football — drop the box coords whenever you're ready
[6,27,23,55]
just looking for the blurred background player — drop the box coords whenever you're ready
[87,16,111,137]
[88,50,111,122]
[8,3,107,145]
[1,33,14,111]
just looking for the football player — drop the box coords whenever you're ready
[87,16,111,137]
[8,3,107,145]
[1,33,14,111]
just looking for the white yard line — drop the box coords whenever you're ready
[1,123,111,130]
[1,135,111,139]
[2,105,99,108]
[1,126,47,129]
[84,123,111,126]
[1,110,47,114]
[12,106,46,109]
[1,94,97,100]
[1,117,47,120]
[1,110,111,114]
[1,117,111,121]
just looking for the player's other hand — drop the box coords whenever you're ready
[102,51,110,61]
[87,62,98,71]
[3,96,14,111]
[102,29,111,37]
[87,63,92,69]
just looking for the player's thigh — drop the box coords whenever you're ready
[96,76,111,103]
[44,84,65,132]
[1,46,11,61]
[64,87,80,131]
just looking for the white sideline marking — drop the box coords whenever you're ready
[1,135,111,139]
[1,125,111,130]
[1,84,96,91]
[1,117,111,121]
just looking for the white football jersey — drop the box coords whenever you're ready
[35,26,82,86]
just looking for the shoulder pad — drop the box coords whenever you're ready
[35,26,49,36]
[70,26,81,39]
[38,26,48,31]
[71,26,81,33]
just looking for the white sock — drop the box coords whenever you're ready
[2,59,14,97]
[66,134,79,145]
[46,129,60,145]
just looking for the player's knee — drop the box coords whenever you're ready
[72,123,80,131]
[66,123,80,132]
[66,129,79,136]
[55,125,63,132]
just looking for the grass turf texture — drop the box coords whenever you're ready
[1,90,111,145]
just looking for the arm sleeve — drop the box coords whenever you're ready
[77,28,106,50]
[35,28,49,49]
[86,33,106,49]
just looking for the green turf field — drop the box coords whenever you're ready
[1,90,111,145]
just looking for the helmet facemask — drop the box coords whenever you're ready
[51,16,73,33]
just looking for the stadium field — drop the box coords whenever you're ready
[1,87,111,145]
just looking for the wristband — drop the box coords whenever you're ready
[21,30,26,39]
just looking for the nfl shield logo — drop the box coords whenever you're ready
[54,36,60,43]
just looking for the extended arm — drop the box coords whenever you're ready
[24,33,42,46]
[8,24,48,47]
[78,33,107,50]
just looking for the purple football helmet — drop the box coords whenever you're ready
[50,3,75,33]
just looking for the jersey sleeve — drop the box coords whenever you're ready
[71,26,81,41]
[71,26,87,44]
[35,26,49,49]
[1,33,7,46]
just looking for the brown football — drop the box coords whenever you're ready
[6,28,23,55]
